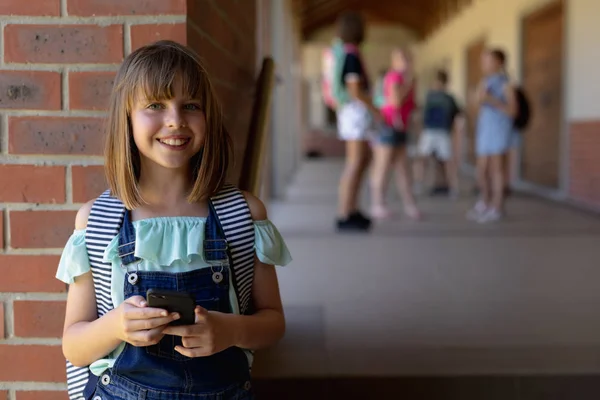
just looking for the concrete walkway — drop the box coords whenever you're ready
[253,159,600,378]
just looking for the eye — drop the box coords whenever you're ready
[183,103,202,111]
[146,103,164,110]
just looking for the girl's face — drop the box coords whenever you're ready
[481,51,500,74]
[130,77,206,173]
[391,50,410,71]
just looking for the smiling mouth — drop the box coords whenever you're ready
[156,137,191,150]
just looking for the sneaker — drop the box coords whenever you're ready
[350,210,372,229]
[403,205,423,221]
[336,211,371,232]
[477,207,502,223]
[466,200,487,221]
[371,205,394,220]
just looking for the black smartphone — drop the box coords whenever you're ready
[146,289,196,326]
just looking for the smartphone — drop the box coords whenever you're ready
[146,289,196,326]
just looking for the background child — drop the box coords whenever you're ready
[415,70,461,198]
[56,40,292,400]
[369,47,421,220]
[467,48,517,223]
[334,11,379,232]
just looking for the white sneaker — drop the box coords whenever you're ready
[477,208,502,223]
[466,200,487,221]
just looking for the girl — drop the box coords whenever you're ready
[334,11,378,232]
[56,40,292,400]
[369,48,421,220]
[467,48,517,223]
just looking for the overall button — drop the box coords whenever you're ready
[93,396,102,400]
[127,272,138,285]
[212,271,223,284]
[244,381,252,391]
[100,374,111,385]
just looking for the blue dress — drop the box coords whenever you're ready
[476,73,514,156]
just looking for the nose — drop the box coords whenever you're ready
[165,107,186,129]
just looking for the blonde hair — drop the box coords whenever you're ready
[104,40,231,209]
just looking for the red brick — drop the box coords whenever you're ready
[0,71,61,110]
[210,0,256,39]
[68,0,185,16]
[8,116,105,156]
[0,345,65,382]
[0,0,60,16]
[187,27,232,78]
[0,303,4,339]
[14,301,65,338]
[69,71,115,110]
[0,212,4,250]
[0,255,65,293]
[569,120,600,208]
[72,165,107,202]
[16,392,67,400]
[10,211,77,249]
[0,165,65,203]
[130,23,187,52]
[189,0,253,64]
[0,391,6,400]
[4,24,124,63]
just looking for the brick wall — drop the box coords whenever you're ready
[0,0,258,397]
[569,120,600,210]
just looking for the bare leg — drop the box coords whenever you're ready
[338,140,370,218]
[490,154,505,211]
[369,144,395,218]
[476,156,491,206]
[444,159,460,196]
[392,146,422,220]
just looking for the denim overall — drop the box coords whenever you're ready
[86,202,254,400]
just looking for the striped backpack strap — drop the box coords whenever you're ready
[66,190,125,400]
[210,184,256,315]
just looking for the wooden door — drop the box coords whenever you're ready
[522,1,564,188]
[465,38,486,165]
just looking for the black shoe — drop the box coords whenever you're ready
[351,210,372,229]
[336,211,371,232]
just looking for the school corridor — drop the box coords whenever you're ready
[251,158,600,398]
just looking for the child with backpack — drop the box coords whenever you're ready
[323,11,380,232]
[467,48,518,223]
[369,47,422,220]
[56,40,292,400]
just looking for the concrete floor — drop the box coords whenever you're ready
[252,158,600,379]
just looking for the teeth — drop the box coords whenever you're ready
[159,138,188,146]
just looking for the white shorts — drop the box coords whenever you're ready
[418,129,452,161]
[336,101,374,141]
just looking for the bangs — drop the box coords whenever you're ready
[121,42,207,109]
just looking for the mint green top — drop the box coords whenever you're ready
[55,217,292,376]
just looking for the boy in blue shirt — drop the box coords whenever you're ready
[416,70,461,198]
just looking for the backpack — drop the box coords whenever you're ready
[513,86,531,130]
[321,38,358,110]
[372,74,386,109]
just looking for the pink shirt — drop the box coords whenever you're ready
[380,70,416,128]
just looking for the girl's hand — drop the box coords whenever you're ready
[162,306,237,357]
[115,295,180,347]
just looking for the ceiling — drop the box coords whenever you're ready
[293,0,474,40]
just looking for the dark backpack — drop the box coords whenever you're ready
[513,86,531,130]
